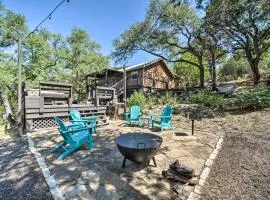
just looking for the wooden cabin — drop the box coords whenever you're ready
[86,59,180,104]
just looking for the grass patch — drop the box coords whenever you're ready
[0,125,10,140]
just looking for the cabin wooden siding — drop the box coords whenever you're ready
[126,69,144,88]
[142,60,175,90]
[97,74,122,86]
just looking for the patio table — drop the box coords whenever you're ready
[141,116,152,127]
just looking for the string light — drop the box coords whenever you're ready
[27,0,69,38]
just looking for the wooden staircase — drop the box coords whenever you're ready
[89,79,124,106]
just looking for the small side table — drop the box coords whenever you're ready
[141,116,152,127]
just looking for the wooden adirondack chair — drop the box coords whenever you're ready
[151,105,174,132]
[125,105,142,126]
[70,109,97,133]
[52,117,94,160]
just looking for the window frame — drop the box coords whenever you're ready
[130,71,138,80]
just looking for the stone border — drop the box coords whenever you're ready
[187,135,224,200]
[26,133,65,200]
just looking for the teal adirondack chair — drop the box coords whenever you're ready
[52,117,94,160]
[151,105,174,132]
[70,109,97,133]
[125,105,142,126]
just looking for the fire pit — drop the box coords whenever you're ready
[115,132,163,168]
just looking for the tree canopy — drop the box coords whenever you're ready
[0,3,109,115]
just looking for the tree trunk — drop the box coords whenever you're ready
[212,64,217,91]
[199,66,204,88]
[211,56,217,91]
[245,48,261,85]
[198,56,205,88]
[0,91,13,120]
[250,59,260,84]
[0,91,16,126]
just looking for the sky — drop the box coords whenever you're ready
[2,0,156,66]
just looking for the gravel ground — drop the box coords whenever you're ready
[200,109,270,200]
[0,137,52,200]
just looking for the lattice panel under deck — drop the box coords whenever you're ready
[32,116,69,130]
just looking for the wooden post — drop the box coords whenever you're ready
[123,66,127,112]
[17,39,23,136]
[191,119,194,135]
[105,71,108,85]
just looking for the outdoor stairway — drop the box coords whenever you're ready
[89,79,124,105]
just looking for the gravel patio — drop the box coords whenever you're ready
[200,109,270,200]
[30,114,224,200]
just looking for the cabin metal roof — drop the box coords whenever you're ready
[86,58,179,78]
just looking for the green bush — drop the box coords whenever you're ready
[145,93,179,109]
[231,85,270,109]
[190,92,225,108]
[127,91,147,110]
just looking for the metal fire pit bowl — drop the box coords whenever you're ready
[115,132,163,168]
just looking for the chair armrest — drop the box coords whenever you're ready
[125,112,130,116]
[81,117,97,121]
[66,124,82,129]
[151,114,162,117]
[151,114,162,120]
[161,116,172,120]
[71,119,91,123]
[62,125,93,135]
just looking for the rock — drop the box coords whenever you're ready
[77,169,100,184]
[46,175,57,188]
[187,191,201,200]
[204,159,213,167]
[209,151,218,160]
[173,184,194,199]
[198,178,206,186]
[41,167,51,178]
[194,185,201,194]
[50,188,64,200]
[65,184,87,199]
[200,167,210,180]
[188,177,198,186]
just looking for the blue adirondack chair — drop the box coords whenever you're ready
[125,105,142,126]
[151,105,174,132]
[52,117,94,160]
[70,109,97,133]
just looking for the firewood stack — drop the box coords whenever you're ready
[162,160,194,184]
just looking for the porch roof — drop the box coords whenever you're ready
[86,69,123,79]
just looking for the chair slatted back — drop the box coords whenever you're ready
[162,105,173,123]
[70,109,84,126]
[54,117,73,143]
[130,105,141,120]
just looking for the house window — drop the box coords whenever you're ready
[131,71,138,80]
[148,71,153,78]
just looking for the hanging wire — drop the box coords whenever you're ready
[26,0,69,38]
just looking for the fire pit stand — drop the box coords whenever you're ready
[115,132,163,168]
[122,157,157,168]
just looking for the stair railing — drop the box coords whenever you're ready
[111,79,124,96]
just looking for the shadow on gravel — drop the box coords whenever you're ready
[0,138,52,200]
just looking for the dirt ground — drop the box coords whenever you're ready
[31,113,224,200]
[200,109,270,200]
[0,137,52,200]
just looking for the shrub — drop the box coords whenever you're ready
[232,85,270,109]
[190,92,225,108]
[127,91,147,110]
[145,93,179,109]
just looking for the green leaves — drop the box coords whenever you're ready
[127,91,147,110]
[0,4,110,113]
[190,92,225,108]
[112,0,202,64]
